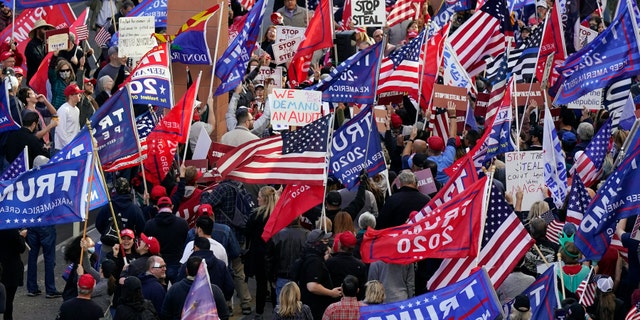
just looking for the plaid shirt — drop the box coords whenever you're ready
[322,297,363,320]
[200,181,246,245]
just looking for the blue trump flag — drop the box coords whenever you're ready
[0,78,19,133]
[574,127,640,260]
[127,0,167,28]
[554,0,640,105]
[330,106,385,189]
[0,146,94,230]
[51,129,109,211]
[503,265,559,319]
[360,268,503,320]
[88,87,138,165]
[15,0,84,9]
[307,42,382,104]
[214,0,267,96]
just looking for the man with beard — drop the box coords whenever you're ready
[25,19,54,83]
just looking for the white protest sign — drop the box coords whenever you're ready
[275,26,306,42]
[270,89,323,126]
[252,66,283,88]
[567,88,603,109]
[576,25,599,50]
[272,36,302,64]
[46,28,69,52]
[193,126,212,160]
[118,16,157,64]
[505,151,545,211]
[351,0,386,27]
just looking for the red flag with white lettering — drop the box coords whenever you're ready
[261,184,324,241]
[360,177,488,264]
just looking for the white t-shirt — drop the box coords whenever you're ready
[54,102,80,150]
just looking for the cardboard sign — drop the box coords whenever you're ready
[275,26,306,42]
[252,66,283,88]
[475,92,489,117]
[270,89,323,126]
[415,168,438,195]
[378,91,404,105]
[351,0,386,27]
[567,88,603,110]
[118,16,157,64]
[512,83,545,107]
[576,25,599,50]
[192,127,212,160]
[272,36,302,64]
[46,28,69,52]
[505,151,545,210]
[374,106,387,133]
[433,84,468,111]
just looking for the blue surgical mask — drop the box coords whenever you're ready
[87,247,95,254]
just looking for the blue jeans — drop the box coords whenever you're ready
[26,226,58,294]
[275,277,290,305]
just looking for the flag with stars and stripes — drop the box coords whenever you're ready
[216,114,331,185]
[378,28,426,100]
[0,148,28,181]
[69,9,89,44]
[386,0,421,27]
[124,43,173,109]
[572,117,612,187]
[512,23,543,82]
[566,174,592,226]
[553,0,640,105]
[576,269,599,306]
[427,184,534,290]
[539,210,565,244]
[94,19,112,47]
[447,0,512,77]
[103,110,159,172]
[626,303,640,320]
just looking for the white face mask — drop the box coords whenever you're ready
[59,70,71,78]
[87,247,96,254]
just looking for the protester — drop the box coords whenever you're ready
[138,256,167,314]
[48,59,77,110]
[91,259,117,316]
[273,282,313,320]
[57,274,104,320]
[114,277,158,320]
[16,87,57,146]
[362,280,385,305]
[367,260,414,303]
[326,232,367,299]
[53,83,84,151]
[24,18,54,82]
[61,236,100,301]
[376,171,430,229]
[119,233,161,281]
[4,112,49,166]
[0,228,26,320]
[176,237,234,300]
[276,0,308,28]
[266,217,309,303]
[322,275,363,320]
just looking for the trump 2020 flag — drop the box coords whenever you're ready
[214,0,267,95]
[0,78,19,133]
[307,42,382,104]
[181,260,218,319]
[330,106,385,189]
[554,0,640,105]
[503,264,559,319]
[619,93,636,131]
[127,0,167,28]
[89,86,138,166]
[542,105,568,208]
[125,43,172,109]
[360,268,503,319]
[169,5,220,65]
[575,136,640,261]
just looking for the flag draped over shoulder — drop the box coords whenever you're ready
[287,0,335,87]
[144,76,199,185]
[553,0,640,104]
[307,42,382,104]
[572,117,612,187]
[216,115,331,185]
[329,106,385,189]
[164,5,220,65]
[542,105,568,208]
[360,177,488,264]
[428,184,534,290]
[261,184,324,241]
[214,0,267,95]
[125,43,172,109]
[574,131,640,261]
[181,260,218,319]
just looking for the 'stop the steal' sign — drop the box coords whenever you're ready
[351,0,386,27]
[275,26,305,42]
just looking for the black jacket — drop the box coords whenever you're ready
[176,250,234,300]
[0,229,25,288]
[266,224,309,280]
[143,212,189,264]
[376,186,431,229]
[160,278,229,320]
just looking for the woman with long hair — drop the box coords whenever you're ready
[114,276,158,320]
[589,276,625,320]
[48,58,78,109]
[333,211,356,235]
[363,280,385,305]
[245,186,278,320]
[61,235,100,301]
[273,282,313,320]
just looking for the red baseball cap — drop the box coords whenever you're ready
[120,228,135,239]
[157,196,172,207]
[83,77,97,86]
[63,83,84,96]
[140,233,160,255]
[427,136,445,152]
[150,185,167,201]
[13,66,24,76]
[78,274,96,290]
[0,51,14,62]
[197,204,213,217]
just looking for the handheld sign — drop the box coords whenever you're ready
[374,106,387,134]
[512,83,545,107]
[252,66,283,88]
[415,168,438,195]
[118,16,157,64]
[505,151,545,210]
[270,89,323,127]
[46,28,69,52]
[275,26,305,42]
[272,37,302,64]
[433,84,468,112]
[567,89,603,109]
[351,0,386,27]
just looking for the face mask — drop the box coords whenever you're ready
[59,71,70,78]
[87,247,95,254]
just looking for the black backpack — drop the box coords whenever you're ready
[100,213,123,246]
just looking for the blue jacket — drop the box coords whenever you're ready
[176,250,234,300]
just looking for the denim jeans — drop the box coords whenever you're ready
[26,226,58,294]
[275,277,290,305]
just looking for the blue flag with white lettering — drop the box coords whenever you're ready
[213,0,267,96]
[330,106,385,189]
[88,87,137,165]
[0,78,19,133]
[127,0,167,28]
[0,145,94,230]
[360,268,503,319]
[15,0,84,9]
[307,42,382,104]
[554,0,640,105]
[427,0,473,38]
[502,265,559,319]
[574,128,640,260]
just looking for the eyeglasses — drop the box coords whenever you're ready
[152,265,167,269]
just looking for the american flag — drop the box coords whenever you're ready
[94,20,112,47]
[576,269,598,306]
[448,0,511,77]
[103,110,158,172]
[239,0,255,9]
[427,184,534,290]
[539,210,565,244]
[512,24,543,82]
[572,117,612,187]
[70,8,90,43]
[378,29,425,99]
[216,114,331,185]
[0,148,28,181]
[566,174,592,226]
[626,303,640,320]
[74,25,89,42]
[386,0,420,27]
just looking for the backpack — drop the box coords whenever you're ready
[218,182,255,229]
[100,213,123,246]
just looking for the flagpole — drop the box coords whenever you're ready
[414,23,429,126]
[613,118,640,166]
[321,113,335,233]
[209,4,225,96]
[627,0,640,58]
[167,43,175,107]
[554,260,562,307]
[10,0,15,41]
[372,36,387,106]
[476,167,494,267]
[124,84,149,205]
[79,137,98,266]
[23,145,29,170]
[557,252,566,299]
[428,23,451,133]
[181,71,203,164]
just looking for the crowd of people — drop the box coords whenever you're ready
[0,0,638,318]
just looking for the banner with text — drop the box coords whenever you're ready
[118,16,157,64]
[252,66,283,88]
[275,26,306,42]
[567,88,603,109]
[351,0,386,27]
[126,43,172,108]
[512,83,545,107]
[505,151,545,211]
[433,84,468,111]
[270,89,323,126]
